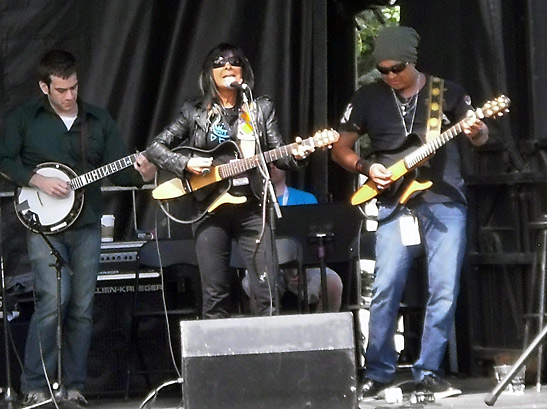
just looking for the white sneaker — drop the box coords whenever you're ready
[434,386,463,399]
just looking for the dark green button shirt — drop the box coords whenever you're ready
[0,96,143,228]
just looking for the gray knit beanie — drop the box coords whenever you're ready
[373,26,420,64]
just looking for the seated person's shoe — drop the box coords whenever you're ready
[360,378,390,399]
[416,374,462,399]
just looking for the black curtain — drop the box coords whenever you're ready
[4,0,546,375]
[1,0,357,280]
[400,0,547,374]
[400,0,535,171]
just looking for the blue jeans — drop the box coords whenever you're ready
[21,224,101,393]
[365,202,467,383]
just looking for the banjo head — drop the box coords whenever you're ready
[15,163,84,234]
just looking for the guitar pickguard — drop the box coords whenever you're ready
[155,141,246,224]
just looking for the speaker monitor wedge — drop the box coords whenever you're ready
[180,312,357,409]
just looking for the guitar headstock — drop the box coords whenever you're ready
[311,128,340,148]
[479,95,511,119]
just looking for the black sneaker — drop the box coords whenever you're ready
[360,378,390,400]
[22,391,49,406]
[416,374,462,399]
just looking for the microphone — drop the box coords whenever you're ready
[229,81,249,91]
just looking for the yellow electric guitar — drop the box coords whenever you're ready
[351,95,510,206]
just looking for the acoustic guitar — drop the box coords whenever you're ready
[152,129,339,223]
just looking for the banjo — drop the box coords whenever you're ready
[14,153,138,234]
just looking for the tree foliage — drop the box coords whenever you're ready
[352,7,400,154]
[355,7,400,86]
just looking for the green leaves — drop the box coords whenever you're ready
[355,7,400,86]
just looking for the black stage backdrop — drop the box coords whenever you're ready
[1,0,546,374]
[0,0,353,283]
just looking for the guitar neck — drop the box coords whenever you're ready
[70,153,138,189]
[216,140,312,179]
[403,118,469,169]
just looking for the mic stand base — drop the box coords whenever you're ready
[0,387,17,409]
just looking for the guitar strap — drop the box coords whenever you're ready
[425,76,444,142]
[237,105,256,158]
[80,113,89,172]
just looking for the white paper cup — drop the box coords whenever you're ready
[101,215,115,242]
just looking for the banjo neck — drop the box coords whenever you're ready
[14,152,139,234]
[70,153,138,189]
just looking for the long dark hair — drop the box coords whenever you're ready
[198,43,255,108]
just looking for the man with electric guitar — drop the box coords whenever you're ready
[143,43,336,319]
[332,26,494,400]
[0,50,155,407]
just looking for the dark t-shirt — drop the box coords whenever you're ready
[205,107,253,198]
[205,108,239,149]
[339,75,472,205]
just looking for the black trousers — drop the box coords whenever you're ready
[193,201,276,318]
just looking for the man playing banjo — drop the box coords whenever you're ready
[0,49,155,407]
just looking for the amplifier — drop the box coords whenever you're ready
[98,240,146,279]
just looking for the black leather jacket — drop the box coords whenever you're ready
[145,95,301,200]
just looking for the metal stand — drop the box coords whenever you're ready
[19,211,69,409]
[526,217,547,391]
[485,324,547,405]
[0,201,17,408]
[309,232,333,312]
[242,87,281,315]
[485,216,547,405]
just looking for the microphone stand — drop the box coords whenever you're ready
[241,88,281,315]
[21,211,68,409]
[0,199,16,409]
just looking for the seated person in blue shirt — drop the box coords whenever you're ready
[243,163,343,312]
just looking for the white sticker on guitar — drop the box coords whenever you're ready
[400,215,421,246]
[232,176,249,186]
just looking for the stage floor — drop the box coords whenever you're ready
[55,377,547,409]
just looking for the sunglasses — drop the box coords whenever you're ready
[376,62,409,75]
[212,56,242,68]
